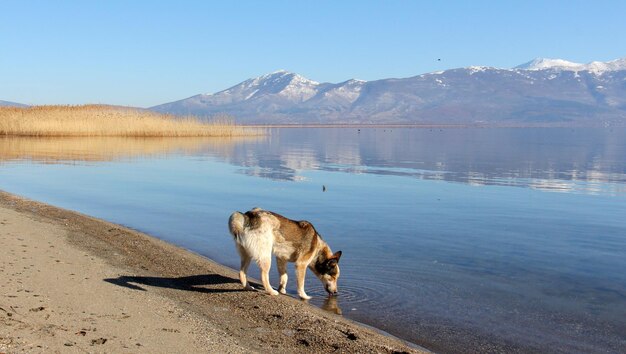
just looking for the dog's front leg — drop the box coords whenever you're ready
[295,263,311,300]
[276,257,288,294]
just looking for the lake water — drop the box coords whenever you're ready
[1,128,625,353]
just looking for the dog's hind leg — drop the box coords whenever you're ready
[236,245,254,290]
[258,256,279,296]
[276,257,288,294]
[295,262,311,300]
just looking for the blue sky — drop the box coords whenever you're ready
[2,1,625,107]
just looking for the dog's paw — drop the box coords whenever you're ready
[279,288,287,295]
[268,289,279,296]
[298,292,312,300]
[244,284,255,291]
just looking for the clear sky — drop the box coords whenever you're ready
[2,1,626,107]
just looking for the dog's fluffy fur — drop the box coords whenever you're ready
[228,208,342,299]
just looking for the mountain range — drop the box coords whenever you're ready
[0,100,29,107]
[4,58,626,126]
[150,57,626,126]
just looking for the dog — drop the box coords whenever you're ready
[228,208,342,300]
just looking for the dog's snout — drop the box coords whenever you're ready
[325,285,338,295]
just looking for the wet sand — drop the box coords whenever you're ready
[0,191,424,353]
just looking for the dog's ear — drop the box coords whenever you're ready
[332,251,342,262]
[327,251,342,267]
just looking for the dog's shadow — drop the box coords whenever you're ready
[104,274,247,294]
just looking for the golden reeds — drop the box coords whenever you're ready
[0,105,262,137]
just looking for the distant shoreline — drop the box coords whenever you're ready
[241,123,621,128]
[245,123,475,128]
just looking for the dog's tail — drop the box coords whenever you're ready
[228,211,247,241]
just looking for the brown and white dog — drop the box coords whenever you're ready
[228,208,342,300]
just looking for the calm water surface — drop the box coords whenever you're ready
[1,128,625,353]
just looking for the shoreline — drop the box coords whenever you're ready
[0,190,425,353]
[239,123,622,129]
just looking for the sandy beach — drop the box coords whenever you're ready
[0,191,423,353]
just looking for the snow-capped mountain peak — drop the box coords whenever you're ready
[515,57,626,74]
[254,71,319,101]
[515,58,582,71]
[251,70,319,86]
[202,70,321,102]
[585,58,626,73]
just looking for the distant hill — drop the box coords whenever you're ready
[150,58,626,126]
[0,100,29,107]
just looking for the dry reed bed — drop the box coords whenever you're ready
[0,105,262,137]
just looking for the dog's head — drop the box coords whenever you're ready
[313,250,342,295]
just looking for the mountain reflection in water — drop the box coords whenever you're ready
[220,128,626,195]
[2,128,625,195]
